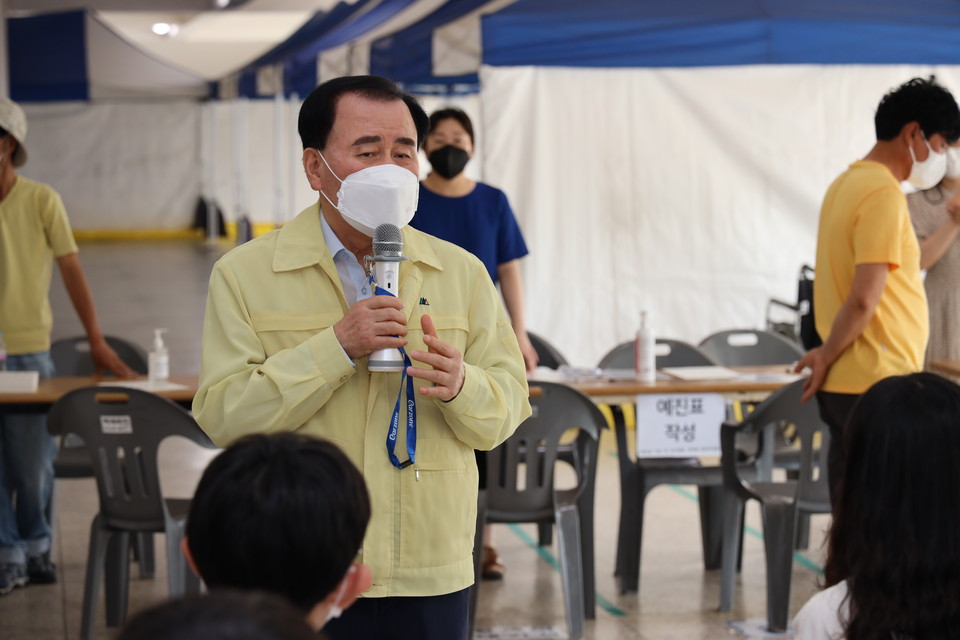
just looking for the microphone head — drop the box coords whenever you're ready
[373,223,403,256]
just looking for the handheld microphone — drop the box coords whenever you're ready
[367,223,408,372]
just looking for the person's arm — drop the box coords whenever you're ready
[497,259,538,371]
[917,193,960,270]
[192,261,366,447]
[407,272,532,451]
[795,263,888,401]
[56,253,136,378]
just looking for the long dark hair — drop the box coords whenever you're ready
[824,372,960,640]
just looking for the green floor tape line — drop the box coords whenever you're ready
[667,485,824,576]
[507,523,627,617]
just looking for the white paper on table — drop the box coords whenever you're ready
[97,379,189,392]
[0,371,40,393]
[660,366,740,381]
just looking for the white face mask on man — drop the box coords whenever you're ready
[907,135,948,189]
[317,151,419,238]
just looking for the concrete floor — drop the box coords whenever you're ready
[0,239,830,639]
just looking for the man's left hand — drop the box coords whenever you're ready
[90,338,137,379]
[407,314,465,402]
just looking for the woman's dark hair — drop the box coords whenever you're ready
[824,372,960,640]
[298,75,429,151]
[186,433,370,613]
[875,76,960,143]
[117,590,322,640]
[428,107,475,146]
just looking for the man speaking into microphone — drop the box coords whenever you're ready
[193,75,531,640]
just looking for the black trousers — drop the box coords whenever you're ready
[324,587,470,640]
[815,390,861,506]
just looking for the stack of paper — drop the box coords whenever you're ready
[0,371,40,393]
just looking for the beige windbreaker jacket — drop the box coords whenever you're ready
[193,204,531,597]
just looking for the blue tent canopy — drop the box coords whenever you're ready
[480,0,960,68]
[369,0,491,94]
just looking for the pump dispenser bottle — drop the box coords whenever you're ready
[149,328,169,384]
[635,311,655,383]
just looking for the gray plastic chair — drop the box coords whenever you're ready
[699,328,815,548]
[528,331,568,370]
[48,387,215,640]
[470,382,603,640]
[598,339,736,594]
[50,335,148,376]
[698,329,804,366]
[718,378,831,632]
[598,338,719,370]
[48,335,156,582]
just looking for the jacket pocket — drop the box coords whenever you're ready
[408,312,469,354]
[398,439,475,568]
[250,311,341,355]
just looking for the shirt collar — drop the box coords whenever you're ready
[320,211,353,263]
[273,202,444,273]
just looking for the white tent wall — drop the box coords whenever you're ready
[479,64,960,367]
[21,101,201,230]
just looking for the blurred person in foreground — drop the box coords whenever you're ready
[793,372,960,640]
[117,590,323,640]
[184,433,370,630]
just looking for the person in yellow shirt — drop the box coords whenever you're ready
[0,98,134,595]
[193,76,531,640]
[796,77,960,501]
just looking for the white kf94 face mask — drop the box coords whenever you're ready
[317,152,419,237]
[907,136,948,190]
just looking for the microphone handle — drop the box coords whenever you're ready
[368,257,405,372]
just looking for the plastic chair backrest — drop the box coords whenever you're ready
[528,332,568,370]
[699,329,804,367]
[723,379,830,506]
[597,339,717,369]
[51,336,149,376]
[48,387,214,530]
[486,382,603,520]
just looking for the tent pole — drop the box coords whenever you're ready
[0,0,8,98]
[273,91,284,229]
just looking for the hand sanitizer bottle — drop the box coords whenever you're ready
[635,311,655,383]
[149,329,169,384]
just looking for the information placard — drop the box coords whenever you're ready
[635,393,725,458]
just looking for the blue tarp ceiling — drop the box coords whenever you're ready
[12,0,960,102]
[481,0,960,68]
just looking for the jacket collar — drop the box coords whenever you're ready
[273,202,443,273]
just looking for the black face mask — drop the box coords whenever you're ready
[428,145,470,179]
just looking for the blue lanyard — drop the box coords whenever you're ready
[369,274,417,470]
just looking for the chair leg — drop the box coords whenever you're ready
[80,516,109,640]
[578,478,596,620]
[794,512,811,550]
[698,485,725,570]
[134,532,156,579]
[760,503,797,633]
[537,522,553,546]
[555,503,585,640]
[166,526,186,598]
[718,489,745,612]
[104,531,131,627]
[614,474,642,594]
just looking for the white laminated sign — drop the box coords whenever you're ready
[635,393,725,458]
